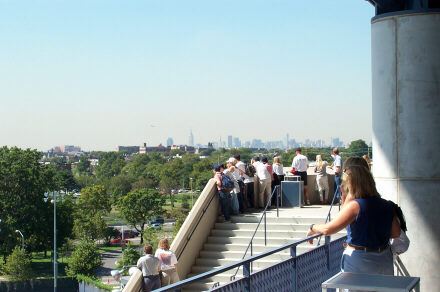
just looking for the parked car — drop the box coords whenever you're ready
[110,237,127,244]
[150,218,164,225]
[121,230,139,238]
[150,223,161,230]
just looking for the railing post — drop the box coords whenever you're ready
[243,262,251,292]
[264,212,267,246]
[291,245,297,292]
[276,185,279,218]
[325,235,331,279]
[250,242,253,272]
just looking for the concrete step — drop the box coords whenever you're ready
[190,264,256,275]
[199,250,292,261]
[214,222,311,231]
[211,229,310,238]
[207,235,305,245]
[182,281,217,291]
[186,272,243,285]
[203,242,312,253]
[228,214,327,224]
[195,257,280,268]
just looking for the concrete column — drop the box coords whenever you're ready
[371,12,440,290]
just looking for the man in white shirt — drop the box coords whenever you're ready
[291,147,310,205]
[330,147,343,200]
[137,245,161,291]
[252,156,271,208]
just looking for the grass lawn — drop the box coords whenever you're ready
[31,252,69,278]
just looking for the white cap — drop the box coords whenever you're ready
[227,157,235,163]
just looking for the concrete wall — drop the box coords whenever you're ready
[170,179,219,280]
[371,12,440,290]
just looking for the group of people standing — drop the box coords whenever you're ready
[213,154,285,222]
[136,238,180,292]
[290,147,344,206]
[213,148,372,221]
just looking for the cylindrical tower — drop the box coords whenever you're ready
[371,7,440,290]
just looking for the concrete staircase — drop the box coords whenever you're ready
[182,208,346,292]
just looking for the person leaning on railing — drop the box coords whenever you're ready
[213,164,232,222]
[306,165,401,275]
[155,238,180,287]
[137,245,162,292]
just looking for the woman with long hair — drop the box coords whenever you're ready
[307,165,400,275]
[271,156,284,206]
[314,155,329,204]
[155,238,180,286]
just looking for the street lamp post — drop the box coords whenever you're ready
[53,192,57,292]
[44,191,58,292]
[15,230,24,250]
[190,178,194,207]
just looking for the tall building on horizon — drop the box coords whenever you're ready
[188,130,194,147]
[227,135,232,148]
[233,137,241,148]
[167,137,174,147]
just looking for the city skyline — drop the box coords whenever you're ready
[1,1,374,151]
[48,133,357,154]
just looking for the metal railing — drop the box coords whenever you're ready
[154,233,347,292]
[317,185,340,246]
[230,185,280,279]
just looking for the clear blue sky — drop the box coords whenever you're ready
[0,0,375,151]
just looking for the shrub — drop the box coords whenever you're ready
[4,246,33,281]
[181,195,190,209]
[65,240,102,277]
[117,242,140,269]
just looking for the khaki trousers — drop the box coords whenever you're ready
[258,178,271,208]
[160,268,180,287]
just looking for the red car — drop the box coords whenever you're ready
[110,237,128,244]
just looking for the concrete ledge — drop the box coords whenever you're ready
[170,178,219,280]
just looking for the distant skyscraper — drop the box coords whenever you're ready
[332,137,343,147]
[228,135,233,148]
[233,137,241,148]
[285,133,290,149]
[188,130,194,147]
[167,137,174,147]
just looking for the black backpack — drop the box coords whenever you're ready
[245,163,256,177]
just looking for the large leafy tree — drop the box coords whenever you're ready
[108,174,134,203]
[54,169,78,193]
[347,139,369,157]
[118,189,165,243]
[96,152,125,179]
[122,154,151,178]
[73,185,111,240]
[76,155,91,174]
[0,147,55,258]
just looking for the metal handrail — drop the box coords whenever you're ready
[230,185,280,280]
[317,184,340,246]
[176,188,217,260]
[154,233,344,292]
